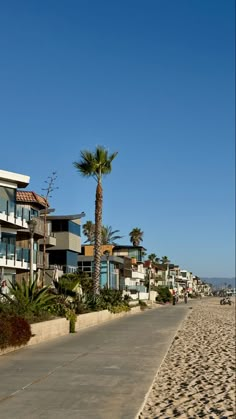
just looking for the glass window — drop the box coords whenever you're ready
[82,261,91,266]
[51,220,68,232]
[68,221,81,236]
[0,187,16,215]
[66,251,78,268]
[31,209,39,217]
[2,233,16,245]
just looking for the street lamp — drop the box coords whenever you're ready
[27,218,37,283]
[103,250,110,289]
[148,263,152,300]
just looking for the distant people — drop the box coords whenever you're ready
[184,292,188,304]
[172,291,176,306]
[1,280,8,295]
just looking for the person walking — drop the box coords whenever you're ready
[184,291,188,304]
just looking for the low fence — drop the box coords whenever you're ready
[0,306,141,356]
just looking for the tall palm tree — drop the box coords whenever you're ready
[129,228,143,246]
[101,225,123,245]
[73,146,118,295]
[82,220,95,244]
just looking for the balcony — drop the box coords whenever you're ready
[38,233,56,248]
[0,241,48,270]
[131,270,145,281]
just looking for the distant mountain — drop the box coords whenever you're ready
[202,277,236,289]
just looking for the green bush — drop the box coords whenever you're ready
[1,278,58,317]
[156,286,172,303]
[64,308,77,333]
[76,288,130,314]
[109,304,130,313]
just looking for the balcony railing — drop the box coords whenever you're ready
[0,199,40,229]
[0,241,48,269]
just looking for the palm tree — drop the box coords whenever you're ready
[73,146,118,295]
[129,228,143,246]
[101,225,123,245]
[161,256,170,265]
[82,220,95,244]
[148,253,160,265]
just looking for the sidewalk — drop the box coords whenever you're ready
[0,303,194,419]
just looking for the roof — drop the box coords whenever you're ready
[16,191,48,208]
[113,245,146,251]
[0,169,30,188]
[47,212,85,220]
[143,260,166,270]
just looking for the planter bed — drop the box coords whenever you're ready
[0,306,141,356]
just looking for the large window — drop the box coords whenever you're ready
[51,220,81,236]
[68,221,81,236]
[66,250,78,267]
[0,187,16,215]
[128,249,143,262]
[1,232,16,246]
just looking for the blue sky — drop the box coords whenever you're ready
[0,0,235,277]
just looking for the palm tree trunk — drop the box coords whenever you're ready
[94,180,103,295]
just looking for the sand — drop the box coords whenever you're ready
[138,298,236,419]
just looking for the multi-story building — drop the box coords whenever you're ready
[0,169,45,286]
[78,244,126,289]
[0,168,85,289]
[77,244,148,296]
[112,245,146,294]
[46,213,85,276]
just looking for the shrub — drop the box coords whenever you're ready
[109,304,130,314]
[139,300,148,310]
[156,286,172,303]
[64,308,77,333]
[8,316,32,347]
[0,314,31,350]
[1,278,58,318]
[0,316,11,349]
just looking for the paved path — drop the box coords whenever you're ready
[0,303,194,419]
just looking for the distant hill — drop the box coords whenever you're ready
[202,277,236,289]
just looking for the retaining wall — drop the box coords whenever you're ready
[0,306,141,356]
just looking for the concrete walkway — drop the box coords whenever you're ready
[0,303,194,419]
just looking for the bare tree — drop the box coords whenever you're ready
[41,172,58,286]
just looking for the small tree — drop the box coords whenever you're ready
[41,172,58,286]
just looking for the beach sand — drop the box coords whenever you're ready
[138,298,236,419]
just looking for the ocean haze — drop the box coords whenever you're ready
[203,277,236,288]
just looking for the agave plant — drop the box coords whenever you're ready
[1,278,57,316]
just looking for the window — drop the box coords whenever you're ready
[68,221,81,236]
[51,220,81,236]
[0,187,16,215]
[66,251,78,267]
[31,209,39,218]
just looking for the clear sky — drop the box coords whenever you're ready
[0,0,235,278]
